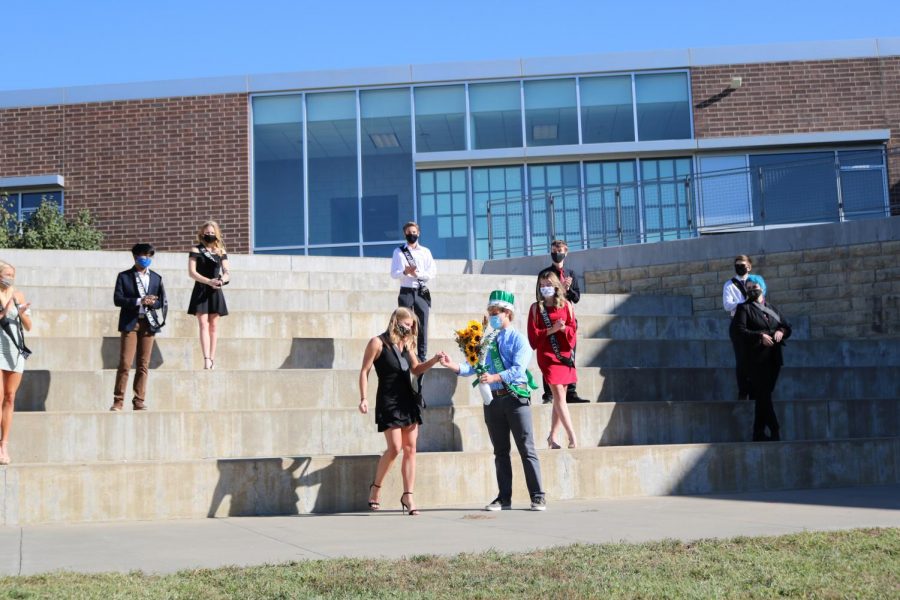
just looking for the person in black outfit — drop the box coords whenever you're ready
[187,221,230,370]
[730,275,792,442]
[541,239,588,404]
[723,254,754,400]
[358,307,443,516]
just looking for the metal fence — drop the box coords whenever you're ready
[486,148,894,259]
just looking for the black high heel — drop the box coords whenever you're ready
[368,483,381,511]
[400,491,419,516]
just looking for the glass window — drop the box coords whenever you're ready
[640,157,694,241]
[697,155,752,229]
[524,79,578,147]
[635,73,691,141]
[584,160,638,246]
[469,82,523,150]
[580,76,634,143]
[307,92,359,245]
[363,243,405,258]
[414,85,466,152]
[749,152,838,225]
[20,190,63,220]
[417,169,469,259]
[528,163,582,253]
[252,95,304,248]
[472,165,525,259]
[361,88,413,243]
[308,246,360,257]
[838,149,889,220]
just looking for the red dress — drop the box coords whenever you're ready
[527,301,577,385]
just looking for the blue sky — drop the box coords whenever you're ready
[2,0,898,91]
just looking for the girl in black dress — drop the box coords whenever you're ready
[187,221,230,370]
[358,307,444,515]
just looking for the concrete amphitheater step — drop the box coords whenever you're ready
[0,437,896,525]
[9,399,897,465]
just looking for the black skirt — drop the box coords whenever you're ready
[187,282,229,316]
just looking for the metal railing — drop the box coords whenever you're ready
[486,148,895,259]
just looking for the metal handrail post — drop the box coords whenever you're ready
[487,203,494,259]
[547,194,556,250]
[615,186,623,245]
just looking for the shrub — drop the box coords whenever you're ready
[0,196,104,250]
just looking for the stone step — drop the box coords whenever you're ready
[23,336,893,372]
[1,437,896,525]
[16,367,900,413]
[8,399,897,465]
[25,309,811,340]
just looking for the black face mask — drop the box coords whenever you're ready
[551,252,566,264]
[734,264,749,276]
[747,288,763,301]
[202,234,217,243]
[405,233,419,244]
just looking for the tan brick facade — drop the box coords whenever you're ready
[0,94,250,252]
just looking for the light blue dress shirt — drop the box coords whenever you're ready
[457,326,532,390]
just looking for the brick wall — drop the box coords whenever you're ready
[0,94,250,252]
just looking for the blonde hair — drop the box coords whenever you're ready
[0,261,15,279]
[196,221,226,255]
[536,269,566,308]
[386,307,419,355]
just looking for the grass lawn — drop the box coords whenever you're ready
[0,528,897,599]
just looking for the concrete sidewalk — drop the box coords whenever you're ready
[1,485,898,576]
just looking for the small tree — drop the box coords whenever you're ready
[0,196,104,250]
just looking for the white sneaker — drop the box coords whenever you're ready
[530,496,547,511]
[484,497,511,511]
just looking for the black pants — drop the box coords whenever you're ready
[730,333,751,398]
[398,287,429,362]
[483,394,544,502]
[748,363,781,441]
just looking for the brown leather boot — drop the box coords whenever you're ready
[132,399,147,411]
[109,400,124,412]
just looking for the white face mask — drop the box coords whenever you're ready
[540,286,556,298]
[0,277,13,288]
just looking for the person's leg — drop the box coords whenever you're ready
[762,365,781,440]
[507,399,544,500]
[370,428,402,505]
[541,379,553,404]
[731,335,750,400]
[113,326,138,409]
[399,424,419,513]
[551,383,577,448]
[413,294,429,363]
[483,398,513,504]
[197,314,211,368]
[132,321,155,409]
[0,370,22,462]
[749,368,767,441]
[207,313,220,368]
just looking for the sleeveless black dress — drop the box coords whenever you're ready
[187,244,229,316]
[373,333,422,432]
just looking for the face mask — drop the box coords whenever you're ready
[202,234,217,243]
[405,233,419,244]
[551,252,566,263]
[540,286,556,298]
[0,278,13,288]
[747,289,763,301]
[135,257,152,269]
[395,323,411,336]
[488,314,503,330]
[734,264,749,276]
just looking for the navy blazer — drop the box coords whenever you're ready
[114,267,166,333]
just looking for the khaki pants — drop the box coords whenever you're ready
[113,319,155,403]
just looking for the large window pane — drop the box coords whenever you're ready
[749,152,838,225]
[469,82,523,150]
[697,155,752,229]
[640,157,694,241]
[635,73,691,141]
[584,160,638,246]
[524,79,578,147]
[414,85,466,152]
[473,165,525,258]
[417,168,469,259]
[308,246,360,257]
[580,76,634,143]
[361,88,413,242]
[252,95,304,248]
[839,150,889,220]
[307,92,359,245]
[528,163,582,252]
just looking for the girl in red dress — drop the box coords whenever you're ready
[527,270,578,449]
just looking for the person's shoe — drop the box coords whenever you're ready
[367,483,381,511]
[400,492,420,516]
[484,497,511,511]
[132,399,147,411]
[547,436,561,450]
[566,395,590,404]
[109,400,124,412]
[541,395,552,404]
[530,496,547,511]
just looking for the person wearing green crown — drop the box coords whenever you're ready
[440,290,547,511]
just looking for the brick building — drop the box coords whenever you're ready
[1,38,897,258]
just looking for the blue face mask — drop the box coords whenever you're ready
[135,256,152,269]
[489,314,503,330]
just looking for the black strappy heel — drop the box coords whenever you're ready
[368,483,381,511]
[400,491,420,516]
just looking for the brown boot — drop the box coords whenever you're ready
[132,399,147,411]
[110,400,124,412]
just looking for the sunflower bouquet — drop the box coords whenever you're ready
[454,318,488,367]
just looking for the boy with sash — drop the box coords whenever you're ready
[111,243,167,411]
[440,290,547,511]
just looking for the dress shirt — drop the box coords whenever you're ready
[723,275,748,316]
[391,244,436,288]
[458,326,532,390]
[135,269,151,314]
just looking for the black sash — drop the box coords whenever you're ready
[198,245,229,284]
[731,277,748,299]
[399,245,430,306]
[750,302,782,327]
[0,300,32,360]
[535,302,575,368]
[134,271,167,330]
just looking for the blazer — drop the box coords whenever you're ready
[545,264,581,304]
[114,267,166,333]
[730,300,792,367]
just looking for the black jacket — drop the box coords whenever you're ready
[114,267,166,333]
[730,300,792,367]
[546,264,581,304]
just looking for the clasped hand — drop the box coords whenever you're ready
[403,265,417,277]
[761,331,783,347]
[549,319,566,334]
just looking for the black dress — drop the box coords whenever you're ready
[187,244,229,316]
[373,333,422,432]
